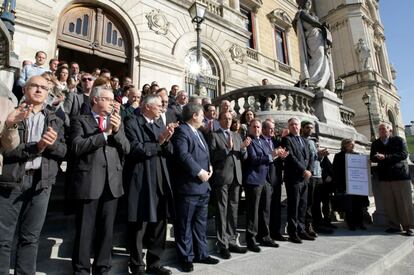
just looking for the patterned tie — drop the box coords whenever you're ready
[98,116,105,132]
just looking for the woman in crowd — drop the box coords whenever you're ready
[333,138,368,231]
[56,65,70,92]
[239,109,255,140]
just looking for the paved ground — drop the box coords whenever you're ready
[8,211,414,275]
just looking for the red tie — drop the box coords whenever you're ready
[98,116,104,132]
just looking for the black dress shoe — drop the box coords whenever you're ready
[228,244,247,254]
[405,229,414,236]
[219,248,231,259]
[273,234,288,242]
[146,266,172,275]
[306,225,318,238]
[298,232,315,241]
[195,256,220,264]
[288,235,302,244]
[247,243,261,252]
[260,239,279,248]
[359,225,367,230]
[385,227,401,233]
[315,226,334,234]
[180,262,194,273]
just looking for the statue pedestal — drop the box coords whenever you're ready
[312,88,343,125]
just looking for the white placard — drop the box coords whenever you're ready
[345,153,370,196]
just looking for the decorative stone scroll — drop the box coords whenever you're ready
[229,44,245,64]
[146,9,170,35]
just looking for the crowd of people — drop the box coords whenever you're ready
[0,50,413,275]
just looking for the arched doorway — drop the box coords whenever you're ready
[184,49,220,98]
[57,6,131,80]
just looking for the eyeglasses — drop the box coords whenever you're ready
[98,97,114,102]
[161,100,168,104]
[82,77,93,82]
[28,83,49,92]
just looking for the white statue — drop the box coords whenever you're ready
[355,38,371,71]
[293,0,335,91]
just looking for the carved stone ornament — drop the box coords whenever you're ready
[394,104,400,114]
[146,9,170,35]
[229,44,245,64]
[267,9,292,30]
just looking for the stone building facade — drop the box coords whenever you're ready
[6,0,404,140]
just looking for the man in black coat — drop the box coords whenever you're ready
[70,85,130,275]
[0,76,66,275]
[282,117,314,243]
[370,123,414,236]
[208,111,250,259]
[124,94,175,275]
[172,103,219,272]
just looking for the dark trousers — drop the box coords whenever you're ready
[72,187,118,275]
[245,182,272,244]
[213,182,240,249]
[269,181,284,238]
[0,173,51,275]
[175,193,210,263]
[128,220,167,272]
[286,181,308,236]
[345,195,366,228]
[305,178,320,227]
[312,183,332,226]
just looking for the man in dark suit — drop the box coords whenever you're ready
[208,111,251,259]
[63,72,94,122]
[171,90,188,123]
[244,119,286,252]
[262,119,289,242]
[156,89,178,127]
[124,94,175,275]
[200,104,220,136]
[282,117,314,244]
[70,85,130,275]
[172,103,219,272]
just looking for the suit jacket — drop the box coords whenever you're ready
[282,133,313,184]
[244,135,272,186]
[124,114,174,223]
[69,114,130,200]
[157,108,178,127]
[208,128,245,186]
[262,136,283,186]
[172,123,211,195]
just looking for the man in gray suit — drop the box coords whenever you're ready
[69,85,130,275]
[208,111,251,259]
[63,72,94,121]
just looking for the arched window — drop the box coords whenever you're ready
[58,6,129,63]
[185,49,220,98]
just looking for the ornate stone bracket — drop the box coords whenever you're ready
[229,44,245,64]
[146,9,170,35]
[267,8,292,30]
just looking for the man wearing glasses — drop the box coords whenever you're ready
[69,85,130,274]
[0,76,67,274]
[64,72,95,122]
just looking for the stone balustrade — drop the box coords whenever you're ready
[199,0,223,17]
[212,85,315,117]
[339,105,355,126]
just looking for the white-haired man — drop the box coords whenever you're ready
[69,85,130,274]
[370,123,414,236]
